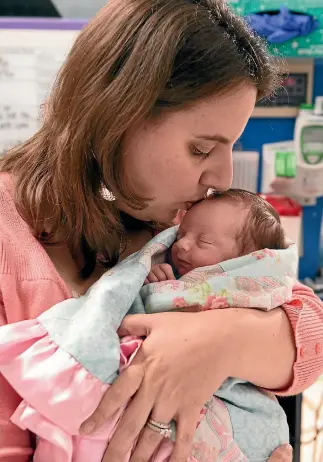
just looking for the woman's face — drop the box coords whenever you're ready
[117,83,257,223]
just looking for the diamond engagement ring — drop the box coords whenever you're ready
[146,419,172,438]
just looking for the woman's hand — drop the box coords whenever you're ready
[80,310,233,462]
[268,444,293,462]
[80,307,295,461]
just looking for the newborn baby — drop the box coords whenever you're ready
[146,188,287,283]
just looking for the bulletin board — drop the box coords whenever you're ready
[0,18,86,155]
[229,0,323,58]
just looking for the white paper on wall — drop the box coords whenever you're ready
[0,28,79,155]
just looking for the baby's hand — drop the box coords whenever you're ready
[144,264,176,284]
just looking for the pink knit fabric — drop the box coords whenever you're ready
[0,172,322,461]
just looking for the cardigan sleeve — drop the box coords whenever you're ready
[276,282,323,396]
[0,300,33,461]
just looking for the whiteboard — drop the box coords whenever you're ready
[0,21,83,155]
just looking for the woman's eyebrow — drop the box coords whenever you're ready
[195,134,231,145]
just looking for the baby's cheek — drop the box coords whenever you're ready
[170,243,178,262]
[190,249,203,267]
[198,249,219,267]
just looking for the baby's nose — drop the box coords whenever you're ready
[178,237,190,252]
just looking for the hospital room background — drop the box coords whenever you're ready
[0,0,322,461]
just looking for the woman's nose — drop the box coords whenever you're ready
[199,148,233,191]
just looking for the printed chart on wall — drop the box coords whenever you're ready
[0,20,84,156]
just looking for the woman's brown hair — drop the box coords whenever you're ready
[0,0,281,276]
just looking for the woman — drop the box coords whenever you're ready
[0,1,322,461]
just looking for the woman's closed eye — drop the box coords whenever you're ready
[191,145,212,160]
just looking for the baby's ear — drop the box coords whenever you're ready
[173,209,186,225]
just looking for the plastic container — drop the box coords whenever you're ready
[259,195,302,254]
[260,195,302,216]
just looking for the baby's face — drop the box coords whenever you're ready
[171,199,247,276]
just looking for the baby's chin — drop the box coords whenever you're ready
[176,263,196,276]
[177,268,188,276]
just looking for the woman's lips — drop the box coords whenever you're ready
[182,198,204,210]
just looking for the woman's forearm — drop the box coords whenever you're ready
[202,307,295,390]
[231,307,295,389]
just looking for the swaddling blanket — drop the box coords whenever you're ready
[0,226,297,461]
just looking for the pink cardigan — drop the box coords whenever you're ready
[0,172,323,461]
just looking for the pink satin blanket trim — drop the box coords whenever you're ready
[0,319,173,461]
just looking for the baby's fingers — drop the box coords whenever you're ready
[163,265,176,280]
[145,264,175,284]
[146,272,161,283]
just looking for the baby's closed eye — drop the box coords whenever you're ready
[199,235,215,245]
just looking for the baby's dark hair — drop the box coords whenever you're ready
[208,189,288,253]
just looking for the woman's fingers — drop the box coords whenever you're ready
[130,410,197,462]
[130,404,174,462]
[169,413,197,462]
[267,444,293,462]
[117,314,153,337]
[102,385,155,461]
[129,424,165,462]
[80,363,144,435]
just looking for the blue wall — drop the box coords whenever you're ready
[240,59,323,279]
